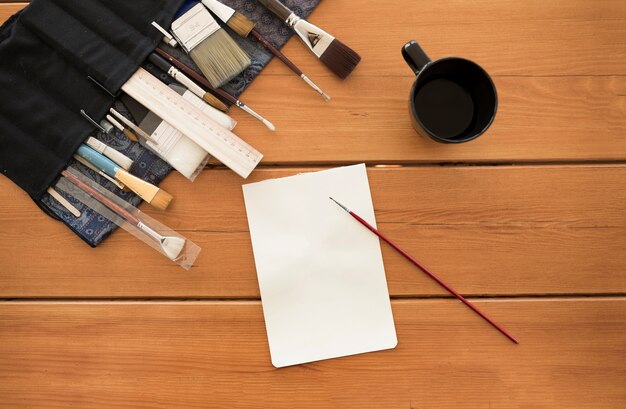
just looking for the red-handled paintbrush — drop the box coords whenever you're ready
[329,197,519,345]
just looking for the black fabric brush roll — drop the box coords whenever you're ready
[0,0,184,200]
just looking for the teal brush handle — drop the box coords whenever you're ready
[76,144,121,178]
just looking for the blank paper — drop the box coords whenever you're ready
[242,164,397,368]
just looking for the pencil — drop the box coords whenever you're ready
[329,197,519,345]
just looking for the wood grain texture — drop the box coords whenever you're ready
[0,299,624,408]
[1,165,625,298]
[1,2,626,164]
[1,1,625,407]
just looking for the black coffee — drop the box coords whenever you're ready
[414,78,474,140]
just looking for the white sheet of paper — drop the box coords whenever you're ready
[243,164,397,368]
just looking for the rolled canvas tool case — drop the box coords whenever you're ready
[0,0,320,247]
[0,0,184,245]
[0,0,184,199]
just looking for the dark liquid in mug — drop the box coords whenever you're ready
[414,79,474,140]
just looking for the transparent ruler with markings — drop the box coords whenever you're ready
[122,67,263,178]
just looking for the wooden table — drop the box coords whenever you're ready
[1,1,625,407]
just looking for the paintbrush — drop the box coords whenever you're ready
[74,154,126,191]
[61,170,186,260]
[105,114,140,143]
[76,144,173,211]
[329,197,519,344]
[201,0,330,101]
[258,0,361,79]
[154,47,276,131]
[148,53,229,112]
[171,1,251,88]
[109,108,160,145]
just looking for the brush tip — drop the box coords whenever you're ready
[202,93,230,112]
[329,197,349,212]
[162,236,186,260]
[123,129,139,143]
[190,29,251,88]
[319,38,361,79]
[263,119,276,132]
[150,189,174,211]
[228,12,256,37]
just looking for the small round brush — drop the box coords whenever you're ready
[201,0,330,100]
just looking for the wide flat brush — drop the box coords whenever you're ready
[61,170,185,261]
[258,0,361,79]
[76,144,173,211]
[171,2,251,88]
[155,47,276,131]
[202,0,330,100]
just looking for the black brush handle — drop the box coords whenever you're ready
[258,0,293,22]
[148,53,173,73]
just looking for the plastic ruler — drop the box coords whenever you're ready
[122,67,262,178]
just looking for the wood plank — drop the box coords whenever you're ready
[3,0,626,76]
[1,165,625,298]
[0,298,624,408]
[234,74,626,163]
[2,3,625,163]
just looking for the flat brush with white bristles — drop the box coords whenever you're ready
[171,1,251,88]
[202,0,330,100]
[258,0,361,79]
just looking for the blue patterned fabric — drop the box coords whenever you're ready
[40,0,320,247]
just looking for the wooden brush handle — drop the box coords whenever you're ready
[155,47,235,106]
[250,29,302,76]
[258,0,293,22]
[61,170,139,224]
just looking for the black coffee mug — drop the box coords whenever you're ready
[402,41,498,144]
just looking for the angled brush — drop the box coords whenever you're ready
[76,144,173,211]
[171,1,251,88]
[258,0,361,79]
[202,0,330,100]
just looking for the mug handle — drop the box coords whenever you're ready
[402,41,431,75]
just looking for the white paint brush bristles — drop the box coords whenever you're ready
[171,3,251,88]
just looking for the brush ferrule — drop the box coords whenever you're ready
[171,3,221,53]
[291,18,335,58]
[137,221,164,244]
[301,74,331,101]
[285,12,300,27]
[202,0,236,23]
